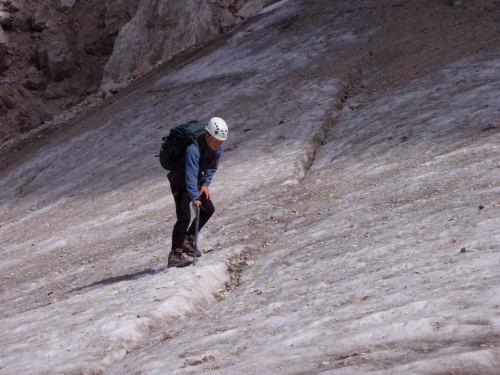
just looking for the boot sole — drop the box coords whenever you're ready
[167,260,193,268]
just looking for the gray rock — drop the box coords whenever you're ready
[7,1,18,13]
[14,106,44,134]
[24,66,37,77]
[31,7,52,32]
[43,82,81,99]
[96,3,135,28]
[84,82,98,94]
[0,10,11,27]
[0,89,16,109]
[43,84,65,100]
[36,42,76,81]
[102,0,275,86]
[0,98,7,115]
[99,79,125,97]
[12,12,31,32]
[22,70,47,90]
[48,47,75,81]
[236,0,269,18]
[103,2,134,26]
[84,34,116,57]
[0,24,10,73]
[0,23,7,44]
[102,0,238,85]
[17,86,31,100]
[59,0,76,14]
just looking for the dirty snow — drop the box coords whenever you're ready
[1,0,499,374]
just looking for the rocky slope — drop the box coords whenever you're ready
[0,0,140,145]
[0,0,274,152]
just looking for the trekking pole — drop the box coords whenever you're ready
[193,207,200,266]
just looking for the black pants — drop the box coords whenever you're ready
[170,184,215,251]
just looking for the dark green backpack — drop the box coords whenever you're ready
[158,120,206,171]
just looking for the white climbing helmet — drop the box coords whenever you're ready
[206,117,228,141]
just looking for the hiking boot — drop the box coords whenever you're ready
[167,250,193,268]
[182,235,201,258]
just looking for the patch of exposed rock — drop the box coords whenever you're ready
[0,26,9,73]
[0,0,273,156]
[101,0,276,95]
[0,0,142,147]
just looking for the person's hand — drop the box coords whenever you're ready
[193,200,202,209]
[200,185,211,200]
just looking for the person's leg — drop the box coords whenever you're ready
[168,184,192,267]
[171,184,192,250]
[186,197,214,236]
[182,197,214,258]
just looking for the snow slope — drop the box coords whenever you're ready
[1,0,499,374]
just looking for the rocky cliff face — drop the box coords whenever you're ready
[101,0,241,94]
[0,0,273,148]
[0,0,142,145]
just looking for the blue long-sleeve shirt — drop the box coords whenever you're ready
[167,140,222,201]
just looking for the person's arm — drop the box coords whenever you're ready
[201,147,222,188]
[184,143,201,201]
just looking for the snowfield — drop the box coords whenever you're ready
[1,0,499,374]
